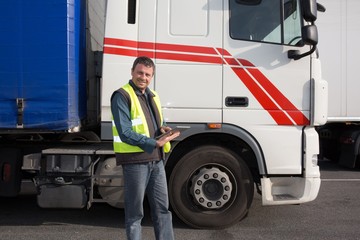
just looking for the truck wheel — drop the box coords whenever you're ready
[169,145,254,229]
[95,157,124,208]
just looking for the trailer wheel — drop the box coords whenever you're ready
[169,145,254,229]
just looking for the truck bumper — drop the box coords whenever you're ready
[262,126,321,205]
[261,176,321,205]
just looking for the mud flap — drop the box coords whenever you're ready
[338,130,360,168]
[0,148,22,197]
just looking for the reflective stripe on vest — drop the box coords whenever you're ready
[112,83,170,153]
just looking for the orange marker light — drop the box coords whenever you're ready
[207,123,222,129]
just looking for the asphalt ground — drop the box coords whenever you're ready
[0,159,359,240]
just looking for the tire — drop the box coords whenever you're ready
[169,145,254,229]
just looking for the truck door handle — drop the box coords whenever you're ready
[225,97,248,107]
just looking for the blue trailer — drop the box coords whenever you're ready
[0,0,106,199]
[0,0,87,130]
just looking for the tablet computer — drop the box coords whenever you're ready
[155,126,189,140]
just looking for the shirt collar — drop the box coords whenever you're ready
[129,80,155,97]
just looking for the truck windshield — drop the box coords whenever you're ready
[229,0,302,46]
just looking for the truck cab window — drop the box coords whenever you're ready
[230,0,302,46]
[283,0,302,45]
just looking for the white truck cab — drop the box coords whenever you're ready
[100,0,327,228]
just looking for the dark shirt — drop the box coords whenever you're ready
[111,80,164,164]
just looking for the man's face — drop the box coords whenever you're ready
[131,63,154,93]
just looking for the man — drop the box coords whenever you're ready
[111,56,179,240]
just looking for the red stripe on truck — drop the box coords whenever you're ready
[104,38,309,126]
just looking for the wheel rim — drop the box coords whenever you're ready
[190,165,234,210]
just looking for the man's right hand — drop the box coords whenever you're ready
[156,130,180,148]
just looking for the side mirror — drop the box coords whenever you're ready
[302,25,318,45]
[288,25,318,60]
[317,3,326,13]
[289,1,325,60]
[302,0,317,22]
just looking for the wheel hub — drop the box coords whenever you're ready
[190,166,232,209]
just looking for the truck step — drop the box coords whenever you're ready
[273,194,298,201]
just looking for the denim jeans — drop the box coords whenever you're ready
[123,160,174,240]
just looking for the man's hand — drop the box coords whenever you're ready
[160,126,171,134]
[156,129,180,148]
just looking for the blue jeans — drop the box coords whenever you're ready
[123,160,174,240]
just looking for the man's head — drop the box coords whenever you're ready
[131,56,155,93]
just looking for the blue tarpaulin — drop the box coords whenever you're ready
[0,0,86,130]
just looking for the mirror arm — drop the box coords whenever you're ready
[288,45,317,60]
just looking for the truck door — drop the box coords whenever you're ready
[154,0,223,123]
[223,0,311,174]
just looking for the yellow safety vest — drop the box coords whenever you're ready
[112,83,171,153]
